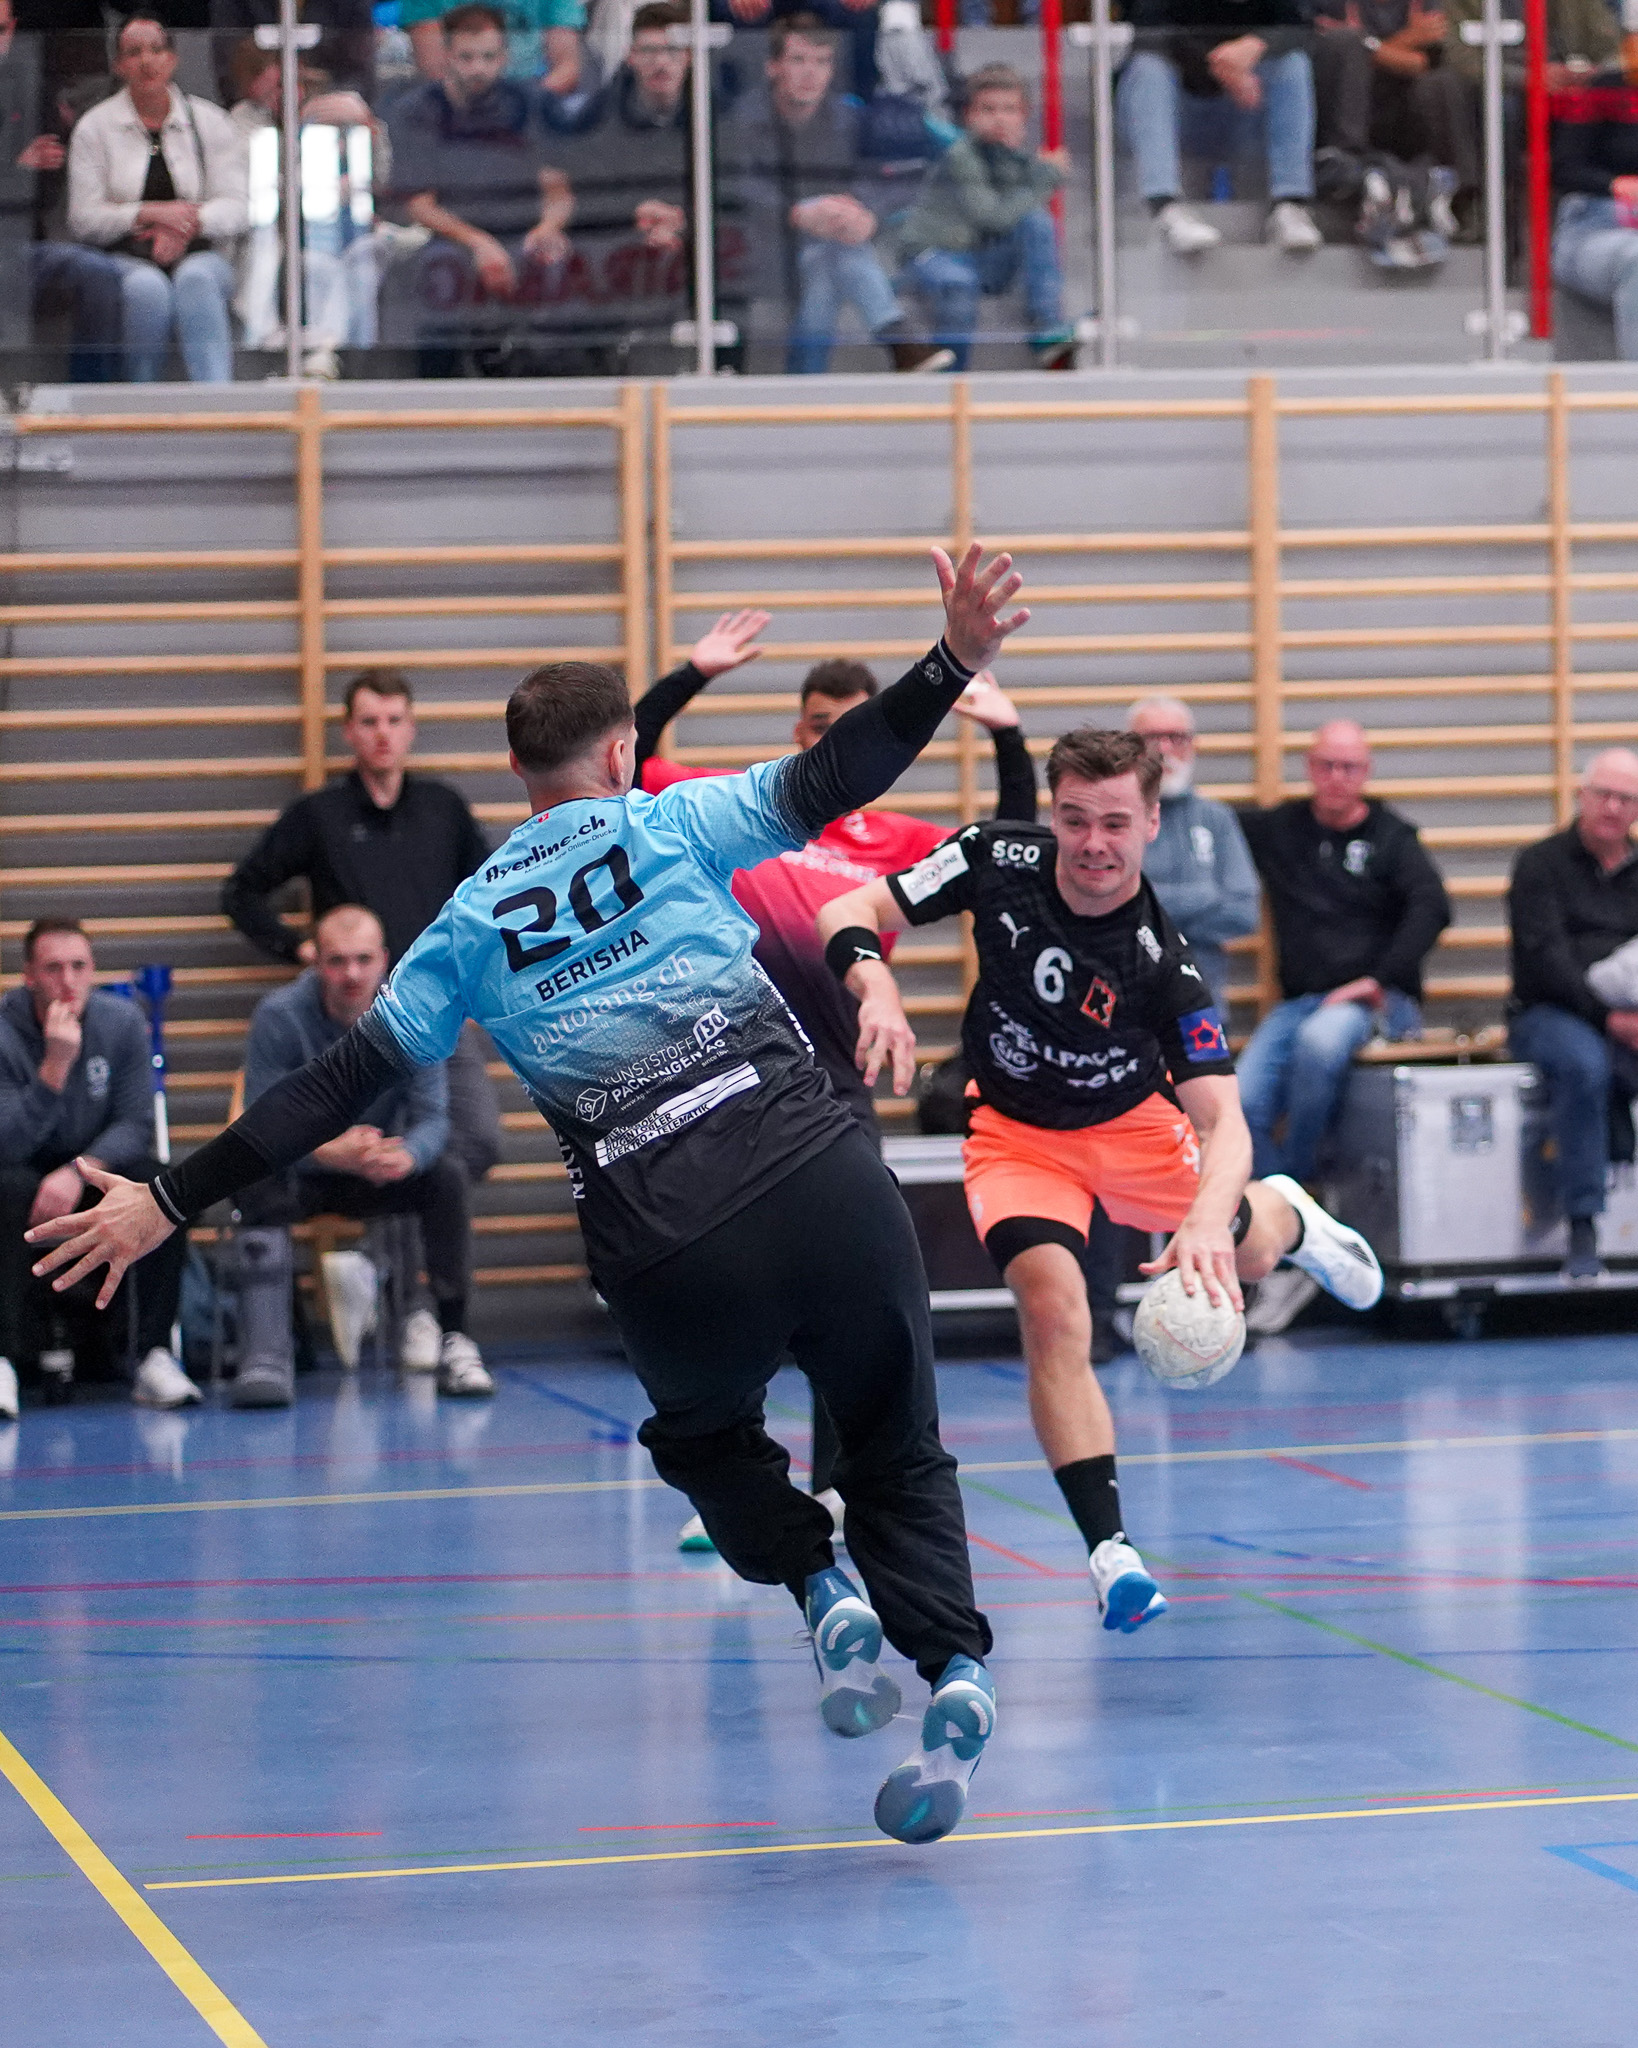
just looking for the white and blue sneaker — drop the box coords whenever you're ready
[804,1566,901,1739]
[1263,1174,1384,1312]
[874,1656,996,1845]
[1089,1536,1169,1634]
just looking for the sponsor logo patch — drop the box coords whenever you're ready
[989,838,1042,870]
[1179,1006,1230,1062]
[593,1062,760,1167]
[1081,976,1117,1028]
[897,838,969,905]
[1136,924,1163,963]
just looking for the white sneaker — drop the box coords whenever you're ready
[400,1308,441,1374]
[815,1487,846,1538]
[1157,201,1221,255]
[0,1357,16,1422]
[1268,201,1322,252]
[1243,1264,1321,1335]
[1089,1536,1169,1634]
[321,1250,377,1370]
[1263,1175,1384,1311]
[132,1348,202,1410]
[302,344,342,381]
[437,1332,494,1398]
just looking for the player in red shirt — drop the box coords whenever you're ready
[635,615,1038,1548]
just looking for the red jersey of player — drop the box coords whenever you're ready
[632,615,1037,1127]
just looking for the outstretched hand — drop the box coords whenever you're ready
[951,669,1019,731]
[690,608,772,680]
[25,1160,174,1311]
[932,544,1030,675]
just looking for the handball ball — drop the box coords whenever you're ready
[1132,1269,1246,1391]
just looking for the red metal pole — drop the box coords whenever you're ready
[936,0,955,57]
[1524,0,1552,339]
[1041,0,1063,232]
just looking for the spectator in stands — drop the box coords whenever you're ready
[211,0,377,105]
[402,0,586,100]
[1551,63,1638,358]
[558,1,689,258]
[1115,0,1324,256]
[1309,1,1468,254]
[387,1,574,363]
[1236,718,1449,1327]
[66,13,248,384]
[0,0,123,382]
[0,921,200,1420]
[1128,694,1260,1010]
[898,62,1077,371]
[715,0,882,104]
[719,13,948,372]
[231,906,492,1407]
[1508,749,1638,1280]
[228,38,384,377]
[1443,0,1616,229]
[221,666,503,1186]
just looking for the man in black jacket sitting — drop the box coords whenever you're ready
[1509,749,1638,1278]
[1236,718,1450,1327]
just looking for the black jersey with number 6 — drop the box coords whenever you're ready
[885,821,1237,1131]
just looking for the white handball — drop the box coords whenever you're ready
[1132,1269,1246,1391]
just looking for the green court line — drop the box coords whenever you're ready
[958,1476,1078,1525]
[1244,1593,1638,1752]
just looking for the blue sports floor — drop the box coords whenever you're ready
[4,1327,1638,2046]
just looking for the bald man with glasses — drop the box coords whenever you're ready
[1510,749,1638,1279]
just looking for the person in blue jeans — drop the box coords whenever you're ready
[1116,0,1323,255]
[1508,750,1638,1279]
[718,15,948,373]
[1550,66,1638,359]
[1237,719,1449,1327]
[898,62,1077,370]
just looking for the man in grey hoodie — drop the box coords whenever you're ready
[1127,694,1261,1008]
[0,919,197,1415]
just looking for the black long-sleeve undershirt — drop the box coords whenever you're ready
[632,655,1037,823]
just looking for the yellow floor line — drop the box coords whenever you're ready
[3,1427,1633,1526]
[145,1788,1638,1893]
[0,1725,268,2046]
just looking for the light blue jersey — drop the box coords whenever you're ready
[366,758,856,1280]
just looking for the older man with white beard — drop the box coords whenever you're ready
[1126,695,1261,1009]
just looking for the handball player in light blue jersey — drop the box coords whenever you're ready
[29,544,1028,1846]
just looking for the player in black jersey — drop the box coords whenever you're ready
[818,728,1383,1631]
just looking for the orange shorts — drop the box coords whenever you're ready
[962,1095,1202,1246]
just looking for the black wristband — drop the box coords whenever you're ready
[825,926,886,982]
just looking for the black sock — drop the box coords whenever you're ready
[435,1296,467,1337]
[1053,1454,1124,1552]
[1570,1217,1598,1258]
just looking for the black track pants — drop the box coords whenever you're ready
[610,1128,992,1683]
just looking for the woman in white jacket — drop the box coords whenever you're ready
[67,13,249,382]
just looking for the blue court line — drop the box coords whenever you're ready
[1546,1842,1638,1895]
[982,1364,1028,1384]
[493,1371,635,1440]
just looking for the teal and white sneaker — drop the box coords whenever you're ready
[1089,1536,1169,1634]
[874,1656,996,1845]
[805,1566,901,1739]
[677,1512,716,1554]
[1263,1174,1384,1312]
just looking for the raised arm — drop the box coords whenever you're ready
[777,546,1027,839]
[951,670,1036,824]
[632,610,772,771]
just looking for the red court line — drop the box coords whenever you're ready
[965,1532,1069,1576]
[577,1822,775,1834]
[186,1831,384,1841]
[1266,1455,1373,1491]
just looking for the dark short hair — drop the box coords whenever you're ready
[23,918,90,963]
[632,1,686,32]
[507,661,633,775]
[963,62,1030,106]
[770,13,837,58]
[117,12,173,53]
[1046,727,1163,804]
[343,668,414,717]
[800,659,877,707]
[442,3,506,38]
